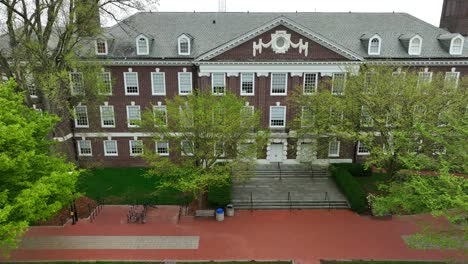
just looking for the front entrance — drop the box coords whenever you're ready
[270,143,284,162]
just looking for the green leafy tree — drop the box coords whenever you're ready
[0,80,80,255]
[291,66,467,176]
[142,90,268,205]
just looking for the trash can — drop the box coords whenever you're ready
[226,204,234,217]
[216,208,224,222]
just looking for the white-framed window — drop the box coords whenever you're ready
[214,142,225,157]
[124,72,139,95]
[368,36,382,55]
[332,73,346,95]
[155,142,169,156]
[450,37,464,55]
[212,73,225,95]
[330,107,344,125]
[178,35,191,55]
[241,105,255,128]
[271,73,288,95]
[179,104,194,128]
[70,72,84,95]
[100,105,115,128]
[99,72,112,95]
[418,71,433,86]
[181,140,194,156]
[151,72,166,95]
[364,72,376,93]
[153,105,167,126]
[360,105,373,127]
[95,39,108,55]
[136,35,149,55]
[129,140,144,156]
[301,106,314,128]
[28,84,37,98]
[178,72,193,95]
[103,140,118,156]
[74,105,89,128]
[328,140,340,157]
[433,143,446,155]
[409,35,422,55]
[77,140,92,156]
[303,73,318,94]
[445,71,460,89]
[126,105,141,127]
[357,141,370,155]
[270,106,286,128]
[241,73,255,95]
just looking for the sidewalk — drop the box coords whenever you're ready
[5,206,465,264]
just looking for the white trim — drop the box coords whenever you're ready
[357,141,370,156]
[129,140,144,156]
[178,34,191,56]
[155,141,170,156]
[136,34,149,55]
[240,72,255,96]
[153,105,168,126]
[199,64,353,75]
[328,140,340,157]
[77,140,93,156]
[269,105,287,128]
[331,72,346,95]
[126,105,141,128]
[53,133,74,142]
[99,105,116,128]
[270,73,288,96]
[368,35,382,56]
[95,39,108,55]
[178,72,193,95]
[74,105,89,128]
[151,72,166,95]
[124,72,139,95]
[449,36,464,55]
[99,72,112,95]
[303,72,318,94]
[408,35,423,56]
[444,71,460,88]
[211,72,226,95]
[103,140,119,156]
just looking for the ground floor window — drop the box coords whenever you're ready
[181,140,194,156]
[104,140,118,156]
[357,141,370,155]
[270,106,286,128]
[328,141,340,157]
[78,140,92,156]
[156,142,169,156]
[129,140,144,156]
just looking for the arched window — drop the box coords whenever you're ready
[178,35,191,55]
[368,37,381,55]
[136,35,149,55]
[409,36,422,55]
[450,37,464,55]
[95,39,108,55]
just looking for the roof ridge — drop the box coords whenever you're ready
[399,12,449,33]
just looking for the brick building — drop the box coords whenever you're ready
[440,0,468,35]
[15,12,468,167]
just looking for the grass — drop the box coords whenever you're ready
[1,262,291,264]
[355,172,389,194]
[77,167,191,205]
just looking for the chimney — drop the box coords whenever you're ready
[76,0,101,36]
[218,0,226,12]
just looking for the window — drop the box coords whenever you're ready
[328,141,340,157]
[129,140,144,156]
[214,142,225,157]
[153,105,167,126]
[124,72,139,95]
[364,72,376,93]
[433,143,446,155]
[151,72,166,95]
[271,73,287,95]
[301,106,314,128]
[178,72,193,95]
[368,37,381,55]
[212,73,225,95]
[360,105,373,127]
[126,105,141,127]
[178,36,190,55]
[180,104,194,128]
[241,73,255,95]
[181,140,194,156]
[103,140,118,156]
[99,72,112,95]
[270,106,286,128]
[386,107,401,127]
[418,71,432,87]
[155,142,169,156]
[303,73,318,94]
[445,71,460,89]
[357,141,370,155]
[409,36,422,55]
[330,107,344,125]
[70,72,84,95]
[77,140,92,156]
[241,106,254,128]
[96,39,108,55]
[74,106,89,128]
[450,37,464,55]
[332,73,346,95]
[28,84,37,98]
[100,105,115,128]
[136,36,149,55]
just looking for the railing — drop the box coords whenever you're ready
[127,204,148,224]
[288,191,292,210]
[88,202,103,223]
[324,191,330,211]
[250,192,253,212]
[277,162,282,181]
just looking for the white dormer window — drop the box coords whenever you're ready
[95,39,108,55]
[178,35,191,55]
[136,35,149,55]
[450,36,464,55]
[408,35,422,55]
[368,36,381,55]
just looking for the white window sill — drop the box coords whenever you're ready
[357,153,370,156]
[79,154,93,157]
[104,153,119,157]
[125,93,140,96]
[152,93,166,96]
[75,126,89,128]
[328,154,340,158]
[158,153,169,157]
[102,125,116,128]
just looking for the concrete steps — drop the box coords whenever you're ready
[233,200,349,209]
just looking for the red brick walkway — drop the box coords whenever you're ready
[5,206,465,264]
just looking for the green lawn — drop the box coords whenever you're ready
[355,172,389,194]
[2,262,290,264]
[77,167,191,205]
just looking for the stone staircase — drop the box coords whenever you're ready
[232,164,349,210]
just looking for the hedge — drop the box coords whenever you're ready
[333,163,372,177]
[330,166,367,213]
[207,179,232,208]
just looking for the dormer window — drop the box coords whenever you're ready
[136,35,149,55]
[178,34,191,55]
[450,36,464,55]
[368,36,381,55]
[95,39,108,55]
[408,35,422,55]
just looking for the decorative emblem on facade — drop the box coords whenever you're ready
[253,30,309,57]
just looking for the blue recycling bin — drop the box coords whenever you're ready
[216,208,224,221]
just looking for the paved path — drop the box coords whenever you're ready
[4,206,465,264]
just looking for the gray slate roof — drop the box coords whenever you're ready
[103,12,468,60]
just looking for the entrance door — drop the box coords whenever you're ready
[270,143,284,162]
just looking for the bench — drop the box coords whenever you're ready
[195,209,215,217]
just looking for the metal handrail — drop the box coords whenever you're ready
[250,192,253,212]
[278,162,282,181]
[288,191,292,210]
[324,191,330,210]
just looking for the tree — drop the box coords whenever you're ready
[141,90,268,205]
[0,80,80,255]
[291,66,467,176]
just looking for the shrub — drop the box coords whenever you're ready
[333,163,372,177]
[330,166,367,213]
[207,177,232,208]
